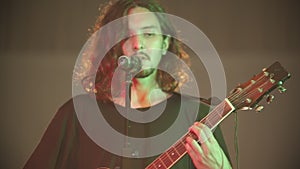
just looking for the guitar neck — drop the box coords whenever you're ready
[145,99,235,169]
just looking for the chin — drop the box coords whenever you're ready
[134,68,155,78]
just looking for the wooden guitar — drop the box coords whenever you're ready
[145,61,290,169]
[98,61,290,169]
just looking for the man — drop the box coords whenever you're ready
[24,0,232,168]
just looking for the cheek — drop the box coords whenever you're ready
[121,42,131,55]
[121,44,127,55]
[150,51,163,65]
[149,41,164,55]
[151,37,164,50]
[121,37,138,54]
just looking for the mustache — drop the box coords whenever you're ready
[133,52,150,61]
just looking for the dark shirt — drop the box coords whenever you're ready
[24,93,230,169]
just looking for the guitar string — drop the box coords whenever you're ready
[162,137,187,165]
[229,74,267,104]
[231,76,270,107]
[197,75,270,133]
[151,135,187,168]
[231,77,268,104]
[148,132,199,167]
[204,75,269,125]
[229,74,268,103]
[229,73,267,102]
[185,73,269,133]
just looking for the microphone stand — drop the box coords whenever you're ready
[122,71,134,168]
[117,55,141,167]
[125,72,132,118]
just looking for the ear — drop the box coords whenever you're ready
[162,35,170,55]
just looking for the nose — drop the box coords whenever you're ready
[132,35,144,51]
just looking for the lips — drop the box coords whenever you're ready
[134,52,150,61]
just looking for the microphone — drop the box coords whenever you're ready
[118,55,142,74]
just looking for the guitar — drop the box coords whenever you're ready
[97,61,290,169]
[145,61,291,169]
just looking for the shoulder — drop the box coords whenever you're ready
[171,92,223,120]
[171,92,212,107]
[54,94,97,121]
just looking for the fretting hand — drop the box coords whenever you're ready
[185,122,232,169]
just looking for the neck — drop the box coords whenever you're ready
[131,70,160,108]
[114,70,170,108]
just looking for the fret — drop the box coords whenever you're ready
[175,140,186,155]
[160,153,173,167]
[146,164,157,169]
[202,100,235,130]
[187,132,198,141]
[166,147,180,161]
[204,117,214,128]
[155,158,167,169]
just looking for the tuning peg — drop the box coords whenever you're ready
[255,105,264,112]
[266,95,275,104]
[241,107,252,111]
[278,86,287,93]
[230,87,242,94]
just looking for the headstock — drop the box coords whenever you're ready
[228,62,291,112]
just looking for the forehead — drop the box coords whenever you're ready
[127,7,161,32]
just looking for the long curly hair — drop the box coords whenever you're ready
[79,0,190,102]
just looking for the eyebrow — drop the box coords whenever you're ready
[141,25,158,30]
[140,25,159,30]
[128,25,160,34]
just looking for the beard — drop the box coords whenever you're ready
[134,68,155,78]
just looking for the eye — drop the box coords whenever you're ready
[144,32,156,38]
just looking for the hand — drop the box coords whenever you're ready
[185,122,232,169]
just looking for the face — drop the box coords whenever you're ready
[122,7,169,78]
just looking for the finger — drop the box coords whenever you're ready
[185,141,197,158]
[189,123,213,144]
[190,123,215,155]
[185,137,203,168]
[195,123,219,146]
[186,136,203,157]
[185,143,201,168]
